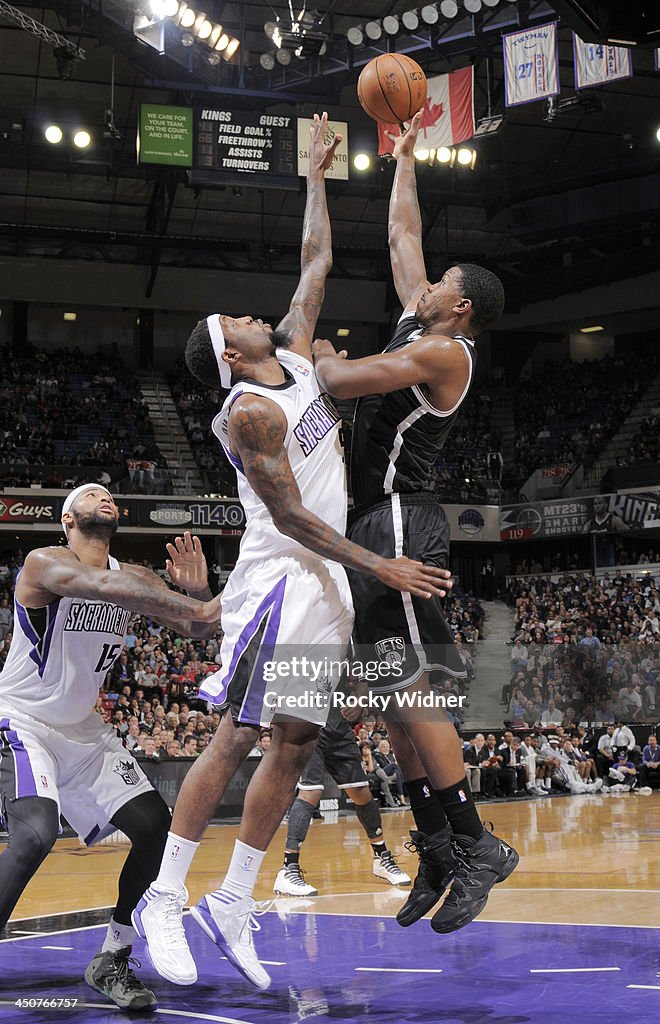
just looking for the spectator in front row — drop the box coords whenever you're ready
[463,734,483,797]
[641,735,660,789]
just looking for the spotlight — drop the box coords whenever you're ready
[224,37,240,58]
[63,312,77,321]
[260,51,276,69]
[163,0,179,15]
[275,46,291,64]
[264,20,278,38]
[483,0,500,5]
[180,7,195,27]
[215,33,229,50]
[197,19,213,39]
[44,124,63,144]
[207,51,222,64]
[401,10,419,30]
[383,14,399,34]
[181,30,194,45]
[365,20,382,39]
[414,147,430,161]
[353,152,371,171]
[73,130,91,148]
[208,23,223,46]
[436,145,452,162]
[456,146,476,167]
[656,127,660,143]
[579,325,604,333]
[347,25,364,45]
[440,0,458,14]
[337,328,351,337]
[420,5,439,24]
[464,0,482,11]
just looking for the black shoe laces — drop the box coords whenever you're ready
[111,953,146,993]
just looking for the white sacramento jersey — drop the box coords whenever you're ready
[0,555,130,726]
[212,349,347,562]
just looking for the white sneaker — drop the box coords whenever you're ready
[569,782,587,794]
[190,893,271,990]
[273,864,319,897]
[372,851,411,886]
[637,786,653,795]
[132,885,197,985]
[533,786,549,796]
[609,769,625,782]
[587,779,603,792]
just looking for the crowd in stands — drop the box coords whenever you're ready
[617,411,660,470]
[509,347,660,489]
[498,573,659,738]
[0,343,170,493]
[432,388,502,505]
[168,362,238,496]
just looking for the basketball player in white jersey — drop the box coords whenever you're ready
[0,483,221,1010]
[133,114,452,992]
[313,110,518,937]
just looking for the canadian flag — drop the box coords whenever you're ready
[378,66,475,156]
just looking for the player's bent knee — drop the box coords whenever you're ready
[6,796,60,868]
[355,798,383,840]
[112,790,171,851]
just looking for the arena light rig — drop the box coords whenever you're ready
[133,0,239,62]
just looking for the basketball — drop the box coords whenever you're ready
[357,53,427,125]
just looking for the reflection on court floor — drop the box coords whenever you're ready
[2,903,660,1024]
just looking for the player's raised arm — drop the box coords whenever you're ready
[18,549,221,639]
[275,112,342,362]
[386,111,430,313]
[227,392,452,599]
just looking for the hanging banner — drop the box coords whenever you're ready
[502,23,559,108]
[573,35,632,89]
[377,67,474,155]
[500,491,660,541]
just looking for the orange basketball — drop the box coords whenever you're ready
[357,53,427,125]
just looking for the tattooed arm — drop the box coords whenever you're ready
[276,113,342,363]
[386,111,430,314]
[18,548,221,640]
[227,393,452,598]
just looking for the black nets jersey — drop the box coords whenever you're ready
[350,312,476,509]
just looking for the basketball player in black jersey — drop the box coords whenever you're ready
[313,110,519,935]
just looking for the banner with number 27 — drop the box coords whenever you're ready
[503,22,559,108]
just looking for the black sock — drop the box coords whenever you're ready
[406,777,449,836]
[371,842,387,858]
[434,779,483,840]
[284,851,300,867]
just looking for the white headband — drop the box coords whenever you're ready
[61,483,114,535]
[207,314,233,389]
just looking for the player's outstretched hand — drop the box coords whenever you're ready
[166,531,209,595]
[378,558,452,598]
[384,109,423,160]
[309,112,343,175]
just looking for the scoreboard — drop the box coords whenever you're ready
[192,107,297,188]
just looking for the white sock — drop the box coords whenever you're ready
[102,917,136,953]
[543,778,551,789]
[155,831,200,891]
[214,840,265,903]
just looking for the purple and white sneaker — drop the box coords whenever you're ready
[190,892,271,990]
[131,885,197,985]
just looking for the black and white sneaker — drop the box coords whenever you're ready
[373,850,411,886]
[396,825,455,927]
[430,826,519,934]
[85,945,157,1011]
[274,864,319,897]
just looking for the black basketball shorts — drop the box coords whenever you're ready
[346,493,466,692]
[298,711,369,791]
